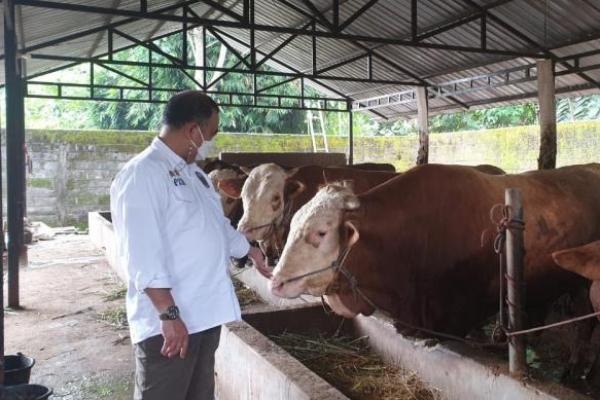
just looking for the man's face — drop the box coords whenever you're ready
[186,111,219,163]
[200,111,219,142]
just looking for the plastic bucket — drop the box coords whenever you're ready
[4,353,35,386]
[1,383,53,399]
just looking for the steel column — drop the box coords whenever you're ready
[348,104,353,165]
[5,0,26,308]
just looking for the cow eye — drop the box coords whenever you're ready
[273,194,281,202]
[318,231,327,237]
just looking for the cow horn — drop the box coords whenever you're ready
[286,167,300,178]
[322,170,329,185]
[240,165,254,176]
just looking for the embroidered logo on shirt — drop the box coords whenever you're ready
[169,169,186,186]
[195,171,210,188]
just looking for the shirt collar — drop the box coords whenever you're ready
[151,137,188,171]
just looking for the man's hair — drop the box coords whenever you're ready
[163,90,219,128]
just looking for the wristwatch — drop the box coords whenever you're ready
[159,305,180,321]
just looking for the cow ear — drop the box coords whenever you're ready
[285,180,306,199]
[217,177,245,199]
[343,194,360,210]
[286,167,300,178]
[344,220,360,247]
[239,166,253,176]
[552,241,600,281]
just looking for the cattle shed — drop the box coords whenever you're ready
[1,0,600,386]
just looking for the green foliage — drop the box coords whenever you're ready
[557,96,600,122]
[28,178,53,189]
[430,103,538,132]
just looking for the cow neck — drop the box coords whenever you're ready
[324,202,392,316]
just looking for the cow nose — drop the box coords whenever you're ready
[269,276,285,292]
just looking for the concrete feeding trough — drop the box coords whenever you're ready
[89,211,591,400]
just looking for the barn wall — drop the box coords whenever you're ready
[2,120,599,226]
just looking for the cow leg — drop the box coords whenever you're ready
[586,323,600,387]
[562,287,594,384]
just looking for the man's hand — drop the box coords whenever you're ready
[160,318,189,359]
[248,246,272,279]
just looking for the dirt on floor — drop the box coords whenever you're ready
[5,234,134,399]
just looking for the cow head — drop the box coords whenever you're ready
[237,163,305,241]
[208,169,246,220]
[553,241,600,321]
[270,183,360,301]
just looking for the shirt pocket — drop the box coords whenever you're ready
[171,184,195,203]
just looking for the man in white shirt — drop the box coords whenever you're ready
[110,91,270,400]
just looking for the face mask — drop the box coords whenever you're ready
[197,134,215,160]
[190,127,215,161]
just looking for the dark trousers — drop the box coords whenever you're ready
[133,326,222,400]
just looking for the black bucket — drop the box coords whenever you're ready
[4,354,35,386]
[0,383,53,399]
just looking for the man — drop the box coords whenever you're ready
[110,91,271,400]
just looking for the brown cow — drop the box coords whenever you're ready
[270,163,600,338]
[553,242,600,386]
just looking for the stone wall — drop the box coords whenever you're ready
[2,120,600,225]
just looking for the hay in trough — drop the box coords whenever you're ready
[270,332,440,400]
[233,279,261,307]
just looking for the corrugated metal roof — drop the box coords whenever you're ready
[2,0,600,120]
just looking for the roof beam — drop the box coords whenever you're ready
[111,28,204,89]
[255,22,311,68]
[337,0,379,32]
[460,0,600,90]
[14,0,542,58]
[416,0,514,41]
[196,26,390,119]
[274,0,332,31]
[87,0,121,57]
[206,27,251,68]
[353,54,600,113]
[299,0,333,31]
[29,53,425,86]
[7,0,204,58]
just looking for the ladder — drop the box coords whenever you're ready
[307,102,329,152]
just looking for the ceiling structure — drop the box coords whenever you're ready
[1,0,599,120]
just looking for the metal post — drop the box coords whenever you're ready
[416,86,429,165]
[537,59,556,170]
[5,0,26,309]
[505,188,527,376]
[250,0,255,70]
[0,61,4,389]
[348,104,353,165]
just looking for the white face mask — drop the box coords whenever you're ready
[191,128,216,161]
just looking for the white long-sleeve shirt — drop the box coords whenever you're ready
[110,137,250,344]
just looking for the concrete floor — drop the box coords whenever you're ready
[5,235,134,399]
